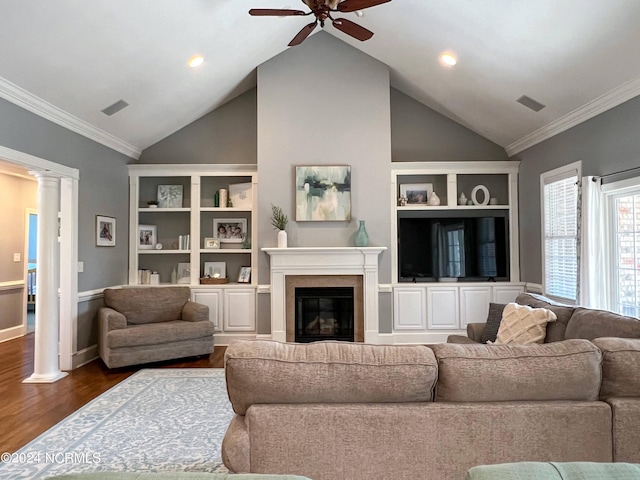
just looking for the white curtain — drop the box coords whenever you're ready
[579,176,608,308]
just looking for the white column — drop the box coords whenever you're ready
[24,173,68,383]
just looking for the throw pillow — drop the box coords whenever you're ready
[480,303,507,343]
[493,303,558,345]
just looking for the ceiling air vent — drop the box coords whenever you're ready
[101,100,129,116]
[517,95,545,112]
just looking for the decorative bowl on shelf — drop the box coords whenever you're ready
[200,277,229,285]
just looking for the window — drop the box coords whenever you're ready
[603,177,640,317]
[541,161,581,303]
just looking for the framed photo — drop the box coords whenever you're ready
[238,266,251,283]
[96,215,116,247]
[229,182,253,209]
[138,224,157,250]
[296,165,351,221]
[203,237,220,249]
[157,185,183,208]
[177,262,191,284]
[213,218,247,243]
[204,261,226,279]
[400,183,433,205]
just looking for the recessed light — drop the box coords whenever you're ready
[439,52,457,67]
[188,55,204,68]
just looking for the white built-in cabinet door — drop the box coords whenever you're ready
[459,287,492,328]
[393,287,426,330]
[224,289,256,332]
[493,285,525,304]
[192,290,223,332]
[427,287,459,329]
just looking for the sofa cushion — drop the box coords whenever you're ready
[565,307,640,341]
[431,339,602,402]
[224,340,438,415]
[104,287,190,325]
[592,337,640,398]
[107,320,214,348]
[515,292,576,342]
[494,303,557,345]
[480,303,507,344]
[466,462,640,480]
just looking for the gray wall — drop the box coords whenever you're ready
[0,172,37,329]
[257,33,392,334]
[511,95,640,284]
[139,89,257,164]
[0,98,131,292]
[391,88,508,161]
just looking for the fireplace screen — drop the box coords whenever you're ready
[295,287,354,342]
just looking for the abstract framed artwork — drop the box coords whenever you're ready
[295,165,351,221]
[157,185,183,208]
[96,215,116,247]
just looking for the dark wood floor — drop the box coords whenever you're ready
[0,333,226,454]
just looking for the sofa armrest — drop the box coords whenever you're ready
[467,322,486,342]
[182,301,209,322]
[98,307,127,331]
[447,335,479,344]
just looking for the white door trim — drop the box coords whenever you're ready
[0,144,79,370]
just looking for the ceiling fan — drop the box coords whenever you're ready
[249,0,391,47]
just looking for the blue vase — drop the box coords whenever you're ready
[355,220,369,247]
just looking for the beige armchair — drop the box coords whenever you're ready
[98,286,213,368]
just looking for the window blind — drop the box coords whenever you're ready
[543,173,578,301]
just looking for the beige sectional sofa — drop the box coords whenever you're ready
[222,337,640,480]
[447,292,640,344]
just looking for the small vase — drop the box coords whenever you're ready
[458,193,467,205]
[170,267,177,284]
[277,230,287,248]
[355,220,369,247]
[427,192,441,206]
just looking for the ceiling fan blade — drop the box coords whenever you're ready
[249,8,307,16]
[331,18,373,41]
[336,0,391,13]
[288,21,318,46]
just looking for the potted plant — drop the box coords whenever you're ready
[271,204,288,248]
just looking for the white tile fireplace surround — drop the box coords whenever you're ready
[263,247,387,344]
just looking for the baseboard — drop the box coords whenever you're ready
[0,324,26,343]
[72,344,99,369]
[213,333,262,346]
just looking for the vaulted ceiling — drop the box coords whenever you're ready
[1,0,639,159]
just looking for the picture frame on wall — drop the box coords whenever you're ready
[157,185,183,208]
[138,224,157,250]
[213,218,247,243]
[238,266,251,283]
[400,183,433,205]
[96,215,116,247]
[295,165,351,221]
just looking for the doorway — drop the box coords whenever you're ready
[26,210,37,334]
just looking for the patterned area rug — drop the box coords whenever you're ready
[0,369,233,479]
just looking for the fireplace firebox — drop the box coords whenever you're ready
[295,287,354,342]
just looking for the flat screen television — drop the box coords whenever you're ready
[398,211,509,282]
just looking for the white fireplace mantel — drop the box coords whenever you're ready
[263,247,386,343]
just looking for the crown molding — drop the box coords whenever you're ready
[0,76,141,159]
[506,75,640,156]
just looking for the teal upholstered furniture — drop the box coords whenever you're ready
[466,462,640,480]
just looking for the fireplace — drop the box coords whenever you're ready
[263,247,386,343]
[286,275,364,342]
[295,287,355,342]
